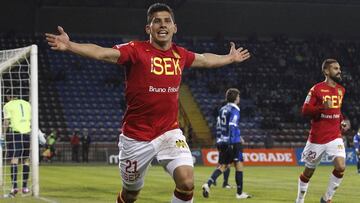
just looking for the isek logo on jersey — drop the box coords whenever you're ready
[322,94,343,108]
[150,57,181,76]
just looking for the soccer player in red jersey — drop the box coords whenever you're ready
[295,59,350,203]
[45,3,250,203]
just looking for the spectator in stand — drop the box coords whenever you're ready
[70,131,80,162]
[81,130,92,162]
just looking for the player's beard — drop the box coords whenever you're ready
[330,73,342,84]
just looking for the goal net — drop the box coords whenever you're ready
[0,45,39,198]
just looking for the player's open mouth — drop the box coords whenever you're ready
[158,30,168,37]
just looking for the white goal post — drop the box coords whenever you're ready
[0,45,39,197]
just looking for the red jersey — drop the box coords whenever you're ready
[113,41,195,141]
[302,81,345,144]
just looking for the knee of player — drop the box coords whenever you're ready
[235,162,244,171]
[335,165,346,174]
[121,189,140,202]
[177,179,194,192]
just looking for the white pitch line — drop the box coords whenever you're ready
[36,196,59,203]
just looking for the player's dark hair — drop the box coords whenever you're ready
[226,88,240,103]
[321,58,338,74]
[147,3,175,24]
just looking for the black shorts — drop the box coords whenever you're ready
[230,143,243,162]
[6,133,30,159]
[217,143,233,165]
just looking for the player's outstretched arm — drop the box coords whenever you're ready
[191,42,250,68]
[45,26,120,64]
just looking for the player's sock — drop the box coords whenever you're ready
[357,161,360,173]
[323,169,344,200]
[235,171,243,195]
[296,173,310,201]
[22,164,30,188]
[11,164,18,189]
[172,188,193,203]
[223,168,230,186]
[207,169,222,187]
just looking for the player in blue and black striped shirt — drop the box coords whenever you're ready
[202,88,251,199]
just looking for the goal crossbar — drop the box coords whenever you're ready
[0,46,32,73]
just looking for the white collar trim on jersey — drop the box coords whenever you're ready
[227,103,240,111]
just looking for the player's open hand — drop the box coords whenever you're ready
[45,26,70,51]
[229,42,251,63]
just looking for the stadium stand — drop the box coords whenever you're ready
[43,35,125,142]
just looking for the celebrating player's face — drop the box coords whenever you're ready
[146,11,177,47]
[328,62,342,83]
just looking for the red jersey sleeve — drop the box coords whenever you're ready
[112,41,138,65]
[182,48,195,68]
[302,86,322,117]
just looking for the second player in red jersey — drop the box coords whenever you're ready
[302,81,345,144]
[295,59,350,203]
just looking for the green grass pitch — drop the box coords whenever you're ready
[2,165,359,202]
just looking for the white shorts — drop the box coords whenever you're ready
[118,129,193,191]
[301,138,346,169]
